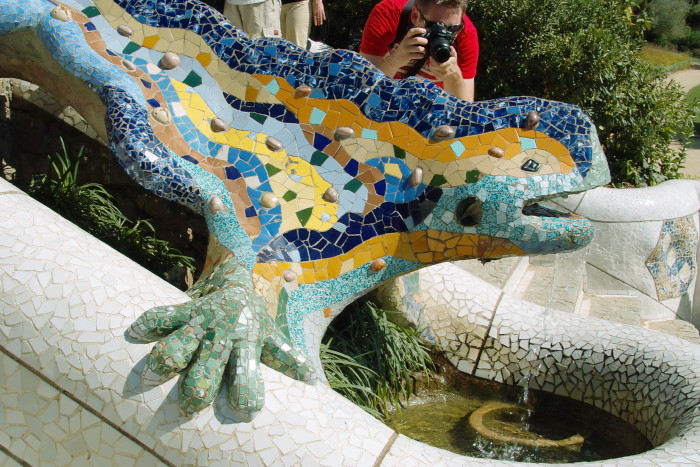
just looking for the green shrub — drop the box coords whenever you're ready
[671,29,700,53]
[313,0,695,186]
[24,139,195,285]
[470,0,696,186]
[321,299,435,418]
[686,4,700,29]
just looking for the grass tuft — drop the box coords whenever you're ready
[321,299,435,419]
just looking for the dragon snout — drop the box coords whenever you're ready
[455,195,575,229]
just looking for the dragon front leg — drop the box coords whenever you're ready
[127,257,317,421]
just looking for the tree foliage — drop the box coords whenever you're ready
[646,0,691,42]
[470,0,695,186]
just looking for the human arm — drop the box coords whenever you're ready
[428,46,474,101]
[312,0,325,26]
[360,27,428,79]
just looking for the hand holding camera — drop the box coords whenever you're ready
[419,21,457,63]
[387,26,429,65]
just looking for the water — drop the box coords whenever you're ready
[384,375,652,463]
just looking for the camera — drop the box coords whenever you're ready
[421,22,455,63]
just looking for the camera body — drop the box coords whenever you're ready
[420,22,455,63]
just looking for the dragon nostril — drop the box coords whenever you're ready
[521,159,541,172]
[456,196,483,227]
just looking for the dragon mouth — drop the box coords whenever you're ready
[455,197,574,228]
[521,200,572,219]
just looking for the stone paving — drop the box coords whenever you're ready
[671,68,700,179]
[458,254,700,345]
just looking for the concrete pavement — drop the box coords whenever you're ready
[670,68,700,179]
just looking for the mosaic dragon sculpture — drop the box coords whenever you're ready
[0,0,610,421]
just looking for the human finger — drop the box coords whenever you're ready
[404,27,427,44]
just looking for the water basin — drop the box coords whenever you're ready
[384,374,652,463]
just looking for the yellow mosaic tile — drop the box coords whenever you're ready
[196,52,212,67]
[142,35,160,49]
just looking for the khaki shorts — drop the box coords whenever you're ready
[281,0,310,48]
[224,0,281,39]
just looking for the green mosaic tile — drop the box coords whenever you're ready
[282,190,296,202]
[465,169,480,183]
[430,174,447,186]
[183,70,203,87]
[122,41,141,54]
[343,178,362,193]
[250,113,266,125]
[296,207,313,226]
[310,150,328,166]
[81,5,101,17]
[265,163,281,176]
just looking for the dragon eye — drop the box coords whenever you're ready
[455,196,482,227]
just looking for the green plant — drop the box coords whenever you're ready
[24,138,195,285]
[320,341,383,418]
[470,0,696,186]
[321,299,435,418]
[671,29,700,53]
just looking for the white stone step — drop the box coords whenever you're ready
[455,253,700,343]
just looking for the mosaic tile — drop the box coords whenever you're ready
[4,0,696,463]
[646,216,698,300]
[372,262,700,465]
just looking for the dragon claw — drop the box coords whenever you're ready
[128,258,316,417]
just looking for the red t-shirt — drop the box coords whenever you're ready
[359,0,479,88]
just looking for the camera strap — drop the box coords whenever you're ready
[402,55,429,79]
[392,0,426,79]
[392,0,415,48]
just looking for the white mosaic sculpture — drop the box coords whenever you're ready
[2,176,700,465]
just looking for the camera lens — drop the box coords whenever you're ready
[424,23,454,63]
[430,38,452,63]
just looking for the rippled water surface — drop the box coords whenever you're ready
[384,376,652,463]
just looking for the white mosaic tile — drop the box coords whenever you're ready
[399,262,700,462]
[553,180,700,223]
[382,434,536,466]
[3,175,700,464]
[0,352,166,466]
[1,182,396,465]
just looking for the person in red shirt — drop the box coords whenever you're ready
[359,0,478,101]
